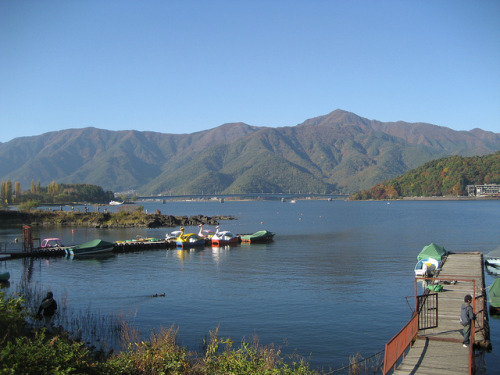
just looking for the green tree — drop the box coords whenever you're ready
[14,181,21,201]
[0,181,5,204]
[5,179,12,204]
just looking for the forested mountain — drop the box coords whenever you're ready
[350,152,500,200]
[0,110,499,195]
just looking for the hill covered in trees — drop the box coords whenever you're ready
[1,110,499,195]
[350,152,500,200]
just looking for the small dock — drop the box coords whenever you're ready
[385,252,490,375]
[1,239,181,259]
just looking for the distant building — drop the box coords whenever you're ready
[467,184,500,197]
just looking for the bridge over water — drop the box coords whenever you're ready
[136,193,349,201]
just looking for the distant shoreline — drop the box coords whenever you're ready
[349,195,500,201]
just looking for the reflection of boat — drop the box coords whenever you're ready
[109,200,123,205]
[175,228,205,247]
[240,230,275,243]
[66,239,115,257]
[40,238,64,249]
[488,278,500,315]
[415,258,440,277]
[0,272,10,282]
[211,226,239,246]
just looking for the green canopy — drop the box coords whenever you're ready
[417,243,447,262]
[489,278,500,308]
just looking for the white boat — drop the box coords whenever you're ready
[166,230,183,240]
[109,200,123,205]
[414,257,440,277]
[211,226,239,246]
[485,247,500,268]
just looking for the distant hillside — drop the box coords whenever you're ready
[350,152,500,200]
[1,110,499,195]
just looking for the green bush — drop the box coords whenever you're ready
[0,331,103,375]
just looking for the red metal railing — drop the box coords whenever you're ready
[383,276,482,374]
[383,312,419,374]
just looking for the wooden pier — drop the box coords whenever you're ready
[1,239,180,259]
[384,252,491,375]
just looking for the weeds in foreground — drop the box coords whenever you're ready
[1,290,321,374]
[198,326,316,375]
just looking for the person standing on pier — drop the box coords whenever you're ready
[37,291,57,333]
[460,294,476,348]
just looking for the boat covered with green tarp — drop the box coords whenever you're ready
[417,243,447,262]
[488,278,500,314]
[66,239,115,257]
[240,230,275,243]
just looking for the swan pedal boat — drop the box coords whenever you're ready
[175,228,205,247]
[211,226,239,246]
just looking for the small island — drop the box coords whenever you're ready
[0,208,234,229]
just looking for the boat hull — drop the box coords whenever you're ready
[211,237,239,246]
[176,233,205,247]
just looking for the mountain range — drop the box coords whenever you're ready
[1,109,499,195]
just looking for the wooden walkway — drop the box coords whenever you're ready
[393,252,490,375]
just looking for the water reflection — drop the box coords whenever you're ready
[64,253,115,264]
[1,200,500,371]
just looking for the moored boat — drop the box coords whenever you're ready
[176,233,205,247]
[109,200,124,205]
[66,239,115,257]
[0,271,10,282]
[211,226,239,246]
[198,224,215,239]
[40,238,64,249]
[414,243,446,277]
[488,278,500,315]
[414,257,440,277]
[166,230,183,240]
[175,227,205,247]
[485,247,500,268]
[240,230,275,243]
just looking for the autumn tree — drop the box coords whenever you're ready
[14,181,21,198]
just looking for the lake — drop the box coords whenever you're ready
[1,199,499,373]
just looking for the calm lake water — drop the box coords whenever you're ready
[1,199,499,372]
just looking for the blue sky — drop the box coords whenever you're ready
[1,0,499,143]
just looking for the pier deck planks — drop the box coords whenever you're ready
[392,252,487,374]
